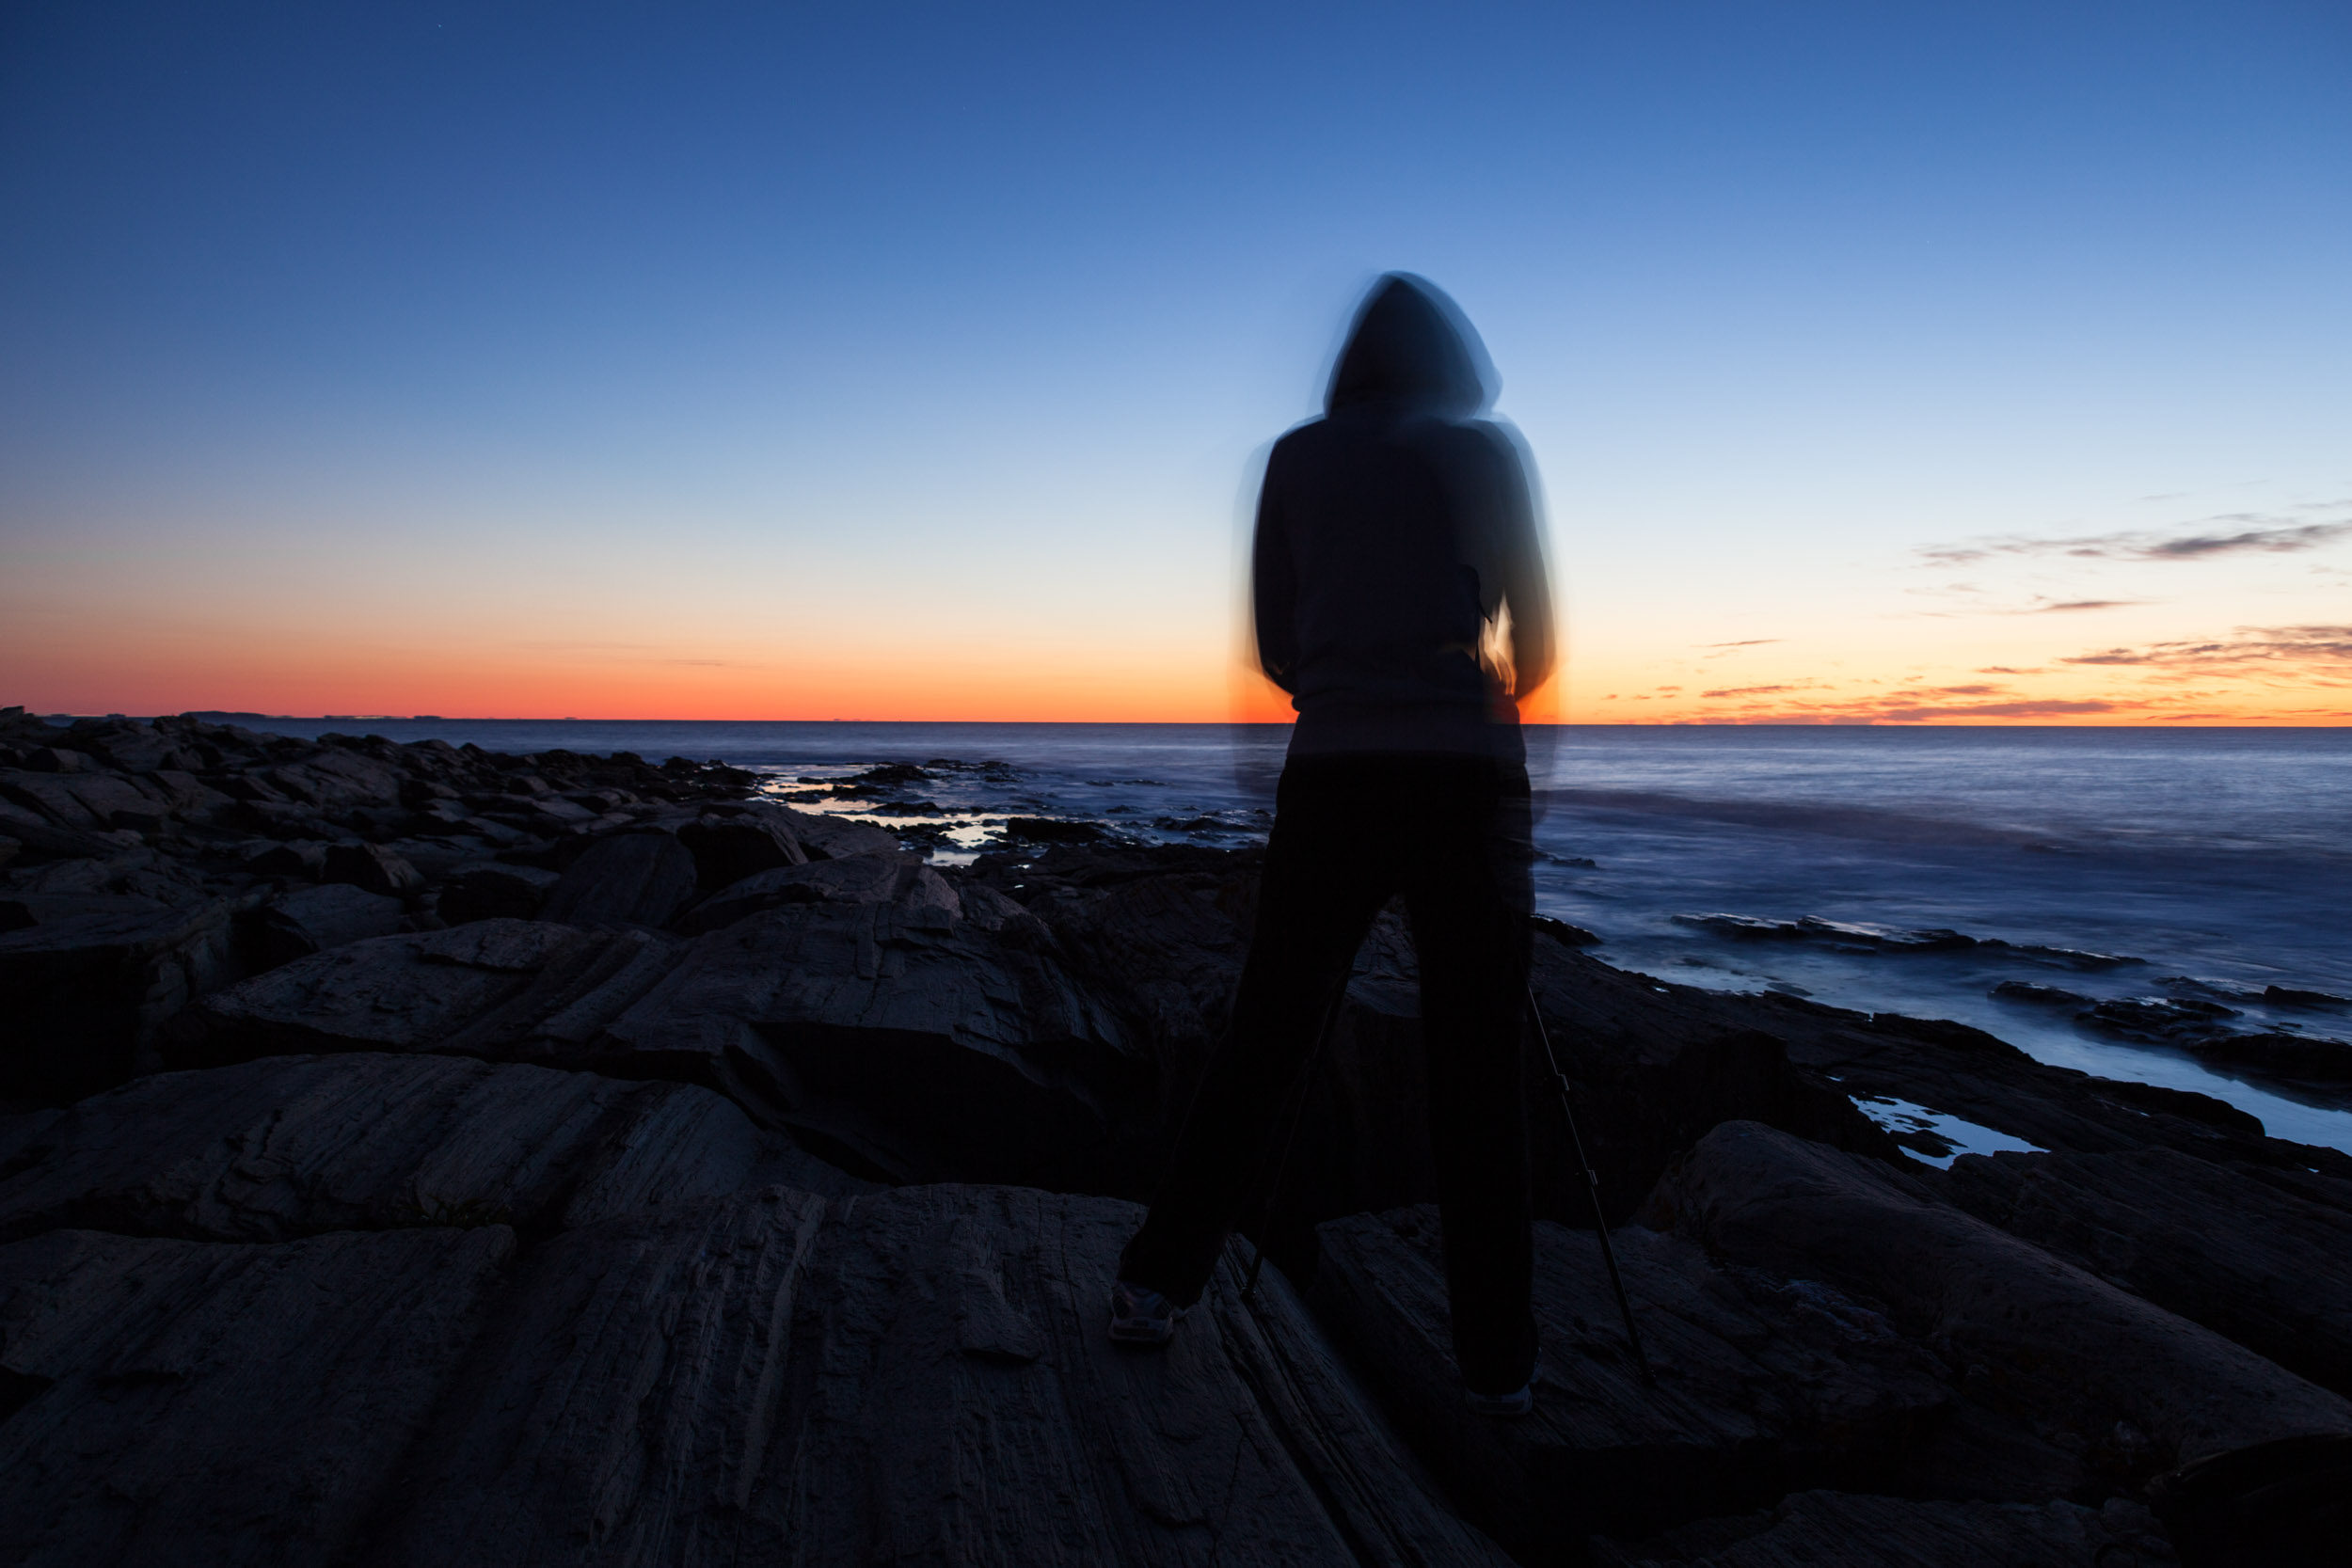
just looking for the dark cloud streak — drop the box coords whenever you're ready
[1920,512,2350,568]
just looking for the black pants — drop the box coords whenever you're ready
[1119,752,1538,1396]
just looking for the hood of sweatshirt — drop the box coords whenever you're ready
[1324,273,1497,420]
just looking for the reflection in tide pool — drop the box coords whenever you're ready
[1850,1093,2047,1170]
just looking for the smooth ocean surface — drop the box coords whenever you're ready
[229,719,2352,1152]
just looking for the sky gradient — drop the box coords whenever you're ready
[5,1,2348,723]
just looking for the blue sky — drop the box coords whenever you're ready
[5,0,2347,719]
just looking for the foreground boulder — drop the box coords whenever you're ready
[370,1184,1512,1568]
[0,1053,861,1245]
[673,851,952,935]
[436,862,558,925]
[1315,1208,1951,1554]
[1941,1146,2352,1400]
[0,1224,513,1568]
[255,881,405,968]
[1639,1122,2352,1489]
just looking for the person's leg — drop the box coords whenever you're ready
[1403,758,1537,1397]
[1118,758,1389,1306]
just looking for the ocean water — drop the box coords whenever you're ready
[235,718,2352,1152]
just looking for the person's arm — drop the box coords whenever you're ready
[1470,424,1555,699]
[1251,448,1302,693]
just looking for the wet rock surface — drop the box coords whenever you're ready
[4,709,2350,1563]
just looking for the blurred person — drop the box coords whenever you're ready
[1111,273,1556,1417]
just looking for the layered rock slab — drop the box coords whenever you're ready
[0,1053,862,1244]
[172,919,678,1069]
[537,831,698,929]
[1641,1122,2352,1487]
[0,1224,512,1568]
[374,1184,1510,1568]
[1941,1145,2352,1400]
[1314,1208,1950,1554]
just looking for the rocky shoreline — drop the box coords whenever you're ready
[2,706,2345,1565]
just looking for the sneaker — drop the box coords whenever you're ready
[1464,1361,1539,1418]
[1108,1280,1185,1346]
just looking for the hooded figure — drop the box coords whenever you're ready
[1114,275,1555,1416]
[1253,274,1553,757]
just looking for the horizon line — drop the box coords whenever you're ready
[24,711,2347,731]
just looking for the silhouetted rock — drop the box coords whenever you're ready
[373,1185,1512,1568]
[2080,997,2234,1044]
[675,804,805,888]
[674,852,955,935]
[257,882,406,968]
[1533,912,1602,946]
[0,812,143,864]
[1990,979,2091,1007]
[1654,980,2322,1174]
[322,841,425,896]
[1639,1122,2352,1489]
[1591,1491,2177,1568]
[262,749,405,812]
[0,898,237,1101]
[535,830,697,929]
[0,1224,511,1567]
[786,808,903,861]
[0,767,169,832]
[597,897,1129,1183]
[1943,1146,2352,1399]
[1316,1207,1950,1552]
[245,839,328,878]
[436,862,558,925]
[2190,1031,2352,1089]
[0,1053,860,1244]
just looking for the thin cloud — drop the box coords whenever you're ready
[1920,512,2351,567]
[2062,625,2352,672]
[1700,638,1780,648]
[1874,699,2117,721]
[2027,599,2141,613]
[1701,684,1795,698]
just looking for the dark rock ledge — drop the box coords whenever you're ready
[0,705,2346,1566]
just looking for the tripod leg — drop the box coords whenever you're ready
[1527,984,1656,1385]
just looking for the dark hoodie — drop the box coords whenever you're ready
[1252,274,1554,758]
